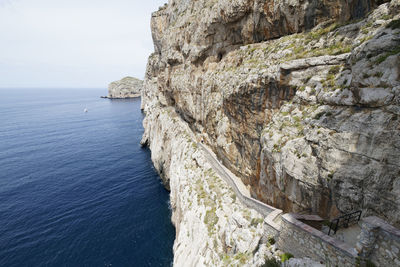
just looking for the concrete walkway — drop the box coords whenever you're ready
[199,143,250,197]
[198,143,277,218]
[334,225,361,248]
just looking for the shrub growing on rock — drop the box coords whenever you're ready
[280,252,294,262]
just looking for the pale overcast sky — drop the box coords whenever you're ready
[0,0,167,88]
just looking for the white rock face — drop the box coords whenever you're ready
[144,0,400,225]
[141,84,273,266]
[107,76,143,98]
[141,0,400,265]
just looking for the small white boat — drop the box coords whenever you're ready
[84,108,88,113]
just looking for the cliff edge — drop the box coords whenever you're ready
[141,0,400,265]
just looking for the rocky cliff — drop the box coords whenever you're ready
[141,0,400,265]
[107,76,143,98]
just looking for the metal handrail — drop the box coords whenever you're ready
[327,210,362,236]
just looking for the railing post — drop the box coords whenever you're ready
[334,219,339,234]
[327,210,361,236]
[328,222,332,236]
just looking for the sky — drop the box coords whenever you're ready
[0,0,167,88]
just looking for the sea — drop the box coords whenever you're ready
[0,88,175,267]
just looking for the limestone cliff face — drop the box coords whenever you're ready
[107,76,143,98]
[143,0,400,230]
[150,0,387,66]
[141,97,274,265]
[142,0,400,265]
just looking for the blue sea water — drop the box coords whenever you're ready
[0,88,175,267]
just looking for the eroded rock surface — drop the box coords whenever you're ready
[142,97,277,266]
[107,76,143,98]
[142,0,400,265]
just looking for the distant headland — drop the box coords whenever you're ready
[102,76,143,99]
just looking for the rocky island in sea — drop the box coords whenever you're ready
[140,0,400,266]
[106,76,143,99]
